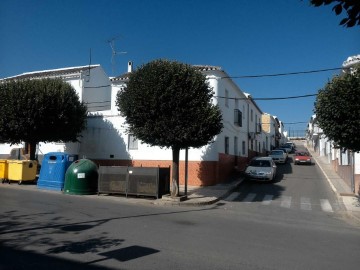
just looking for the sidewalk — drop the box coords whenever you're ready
[156,176,244,206]
[307,147,360,222]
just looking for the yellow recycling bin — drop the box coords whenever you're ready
[7,160,37,184]
[0,159,8,183]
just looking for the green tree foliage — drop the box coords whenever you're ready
[315,67,360,151]
[309,0,360,27]
[116,59,223,196]
[0,78,87,160]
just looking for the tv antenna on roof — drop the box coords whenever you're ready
[107,35,127,76]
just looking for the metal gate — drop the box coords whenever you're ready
[98,166,170,198]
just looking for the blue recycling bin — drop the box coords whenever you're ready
[37,152,77,191]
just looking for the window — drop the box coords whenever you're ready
[225,137,229,154]
[256,123,262,133]
[251,109,253,122]
[242,141,246,155]
[234,109,242,126]
[128,134,138,150]
[225,89,229,107]
[266,137,269,150]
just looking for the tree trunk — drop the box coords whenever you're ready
[29,142,37,161]
[171,147,180,197]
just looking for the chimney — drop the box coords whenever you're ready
[128,61,133,73]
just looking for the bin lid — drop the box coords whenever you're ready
[7,160,37,164]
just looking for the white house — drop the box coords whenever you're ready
[81,63,259,185]
[261,113,277,151]
[0,65,111,160]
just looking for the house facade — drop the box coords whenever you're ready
[88,63,267,185]
[0,65,111,159]
[307,114,360,195]
[1,62,286,186]
[261,113,277,152]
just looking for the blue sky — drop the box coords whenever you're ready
[1,0,359,134]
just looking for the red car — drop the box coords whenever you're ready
[294,151,312,165]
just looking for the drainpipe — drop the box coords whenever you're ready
[351,151,355,193]
[247,102,250,160]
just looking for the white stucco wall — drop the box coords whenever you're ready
[73,115,219,162]
[69,68,253,162]
[213,75,249,157]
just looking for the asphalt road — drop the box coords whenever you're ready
[1,147,360,270]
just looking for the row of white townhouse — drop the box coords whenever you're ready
[307,114,360,195]
[306,55,360,195]
[0,62,288,186]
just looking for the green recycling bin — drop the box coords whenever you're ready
[63,159,98,195]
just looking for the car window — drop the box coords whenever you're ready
[270,151,283,155]
[249,160,271,167]
[296,152,309,156]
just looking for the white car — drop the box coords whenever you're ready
[268,150,287,164]
[245,157,277,182]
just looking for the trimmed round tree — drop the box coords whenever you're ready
[0,78,87,160]
[314,67,360,151]
[116,59,223,197]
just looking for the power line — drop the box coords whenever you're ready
[252,94,317,100]
[214,93,317,100]
[283,122,308,125]
[84,85,111,89]
[221,67,347,79]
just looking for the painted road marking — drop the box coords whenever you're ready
[226,192,241,201]
[320,199,334,212]
[300,197,312,211]
[262,195,274,205]
[280,196,292,208]
[243,193,256,203]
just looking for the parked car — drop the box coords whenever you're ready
[284,142,296,150]
[276,148,289,158]
[281,144,294,154]
[245,157,277,181]
[294,151,312,165]
[268,150,287,164]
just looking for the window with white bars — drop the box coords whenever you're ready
[128,134,138,150]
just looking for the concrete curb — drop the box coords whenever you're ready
[155,179,244,207]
